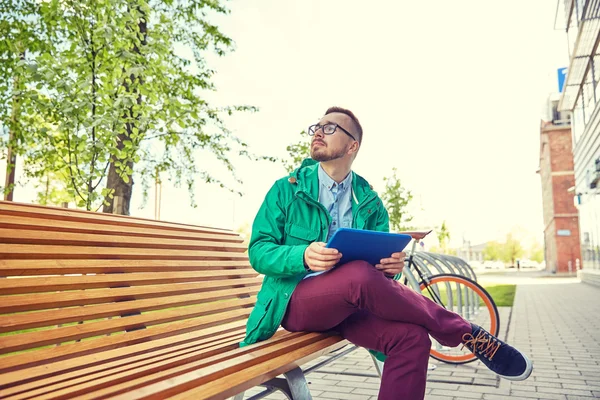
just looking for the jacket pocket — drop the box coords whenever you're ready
[285,223,320,244]
[245,296,273,340]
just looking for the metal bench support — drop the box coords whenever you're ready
[233,366,312,400]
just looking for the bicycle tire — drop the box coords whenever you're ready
[418,273,500,364]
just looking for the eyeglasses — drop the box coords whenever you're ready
[308,123,357,141]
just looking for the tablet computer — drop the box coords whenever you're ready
[326,228,413,266]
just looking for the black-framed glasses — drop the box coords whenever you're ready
[308,123,356,141]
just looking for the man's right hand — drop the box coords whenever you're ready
[304,242,342,272]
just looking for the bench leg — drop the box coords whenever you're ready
[259,367,312,400]
[285,367,312,400]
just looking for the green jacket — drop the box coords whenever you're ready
[240,158,390,348]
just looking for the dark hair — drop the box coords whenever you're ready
[325,106,363,144]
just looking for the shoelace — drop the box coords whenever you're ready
[461,330,500,360]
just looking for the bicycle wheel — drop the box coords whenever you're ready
[418,273,500,364]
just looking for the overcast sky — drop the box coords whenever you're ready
[2,0,570,248]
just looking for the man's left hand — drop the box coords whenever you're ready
[375,252,406,277]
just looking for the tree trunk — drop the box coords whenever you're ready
[4,52,24,202]
[3,140,16,202]
[103,6,146,214]
[103,146,134,214]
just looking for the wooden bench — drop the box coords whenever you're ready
[0,201,349,400]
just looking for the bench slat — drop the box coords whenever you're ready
[0,315,249,374]
[1,331,248,399]
[171,337,348,400]
[0,269,258,295]
[0,244,250,260]
[0,297,255,354]
[0,214,244,243]
[0,259,252,276]
[1,287,258,334]
[70,333,339,400]
[21,332,307,400]
[0,278,262,313]
[0,229,248,252]
[0,202,237,236]
[0,325,246,392]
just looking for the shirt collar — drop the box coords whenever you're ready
[318,163,353,192]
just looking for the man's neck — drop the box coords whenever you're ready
[320,160,352,184]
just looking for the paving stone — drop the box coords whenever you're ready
[351,388,379,396]
[510,390,567,400]
[431,389,483,398]
[424,395,454,400]
[318,392,369,400]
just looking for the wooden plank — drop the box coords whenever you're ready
[1,286,259,333]
[0,314,250,374]
[0,325,247,392]
[0,214,245,243]
[0,297,255,354]
[0,278,262,313]
[0,201,238,236]
[0,259,252,276]
[68,333,340,400]
[172,338,348,400]
[0,229,248,252]
[0,269,258,295]
[27,332,308,400]
[0,244,250,260]
[1,331,248,399]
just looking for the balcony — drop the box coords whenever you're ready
[559,0,600,111]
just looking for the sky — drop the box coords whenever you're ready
[2,0,570,249]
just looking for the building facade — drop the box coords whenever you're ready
[538,119,581,274]
[559,0,600,282]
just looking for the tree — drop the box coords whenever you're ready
[282,131,310,173]
[3,0,265,212]
[502,233,524,266]
[483,241,502,261]
[483,235,524,266]
[436,221,450,253]
[381,167,413,232]
[529,241,544,263]
[0,0,51,201]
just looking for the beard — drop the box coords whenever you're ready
[310,142,348,162]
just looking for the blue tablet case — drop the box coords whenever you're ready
[326,228,413,266]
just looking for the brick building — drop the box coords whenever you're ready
[538,119,581,274]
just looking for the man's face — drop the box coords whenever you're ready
[310,113,358,162]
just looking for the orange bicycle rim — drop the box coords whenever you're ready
[420,275,498,363]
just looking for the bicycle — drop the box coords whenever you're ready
[397,231,500,365]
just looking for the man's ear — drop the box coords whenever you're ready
[349,141,360,155]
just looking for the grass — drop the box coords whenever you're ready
[481,284,516,307]
[423,283,517,308]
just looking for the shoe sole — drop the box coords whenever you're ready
[498,353,533,381]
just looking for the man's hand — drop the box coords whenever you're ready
[375,252,406,276]
[304,242,342,272]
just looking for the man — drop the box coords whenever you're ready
[241,107,532,399]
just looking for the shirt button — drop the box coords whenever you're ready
[284,293,289,298]
[333,222,337,225]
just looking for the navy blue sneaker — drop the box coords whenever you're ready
[462,324,533,381]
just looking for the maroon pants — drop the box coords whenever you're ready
[282,261,471,400]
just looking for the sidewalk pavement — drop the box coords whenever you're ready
[238,274,600,400]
